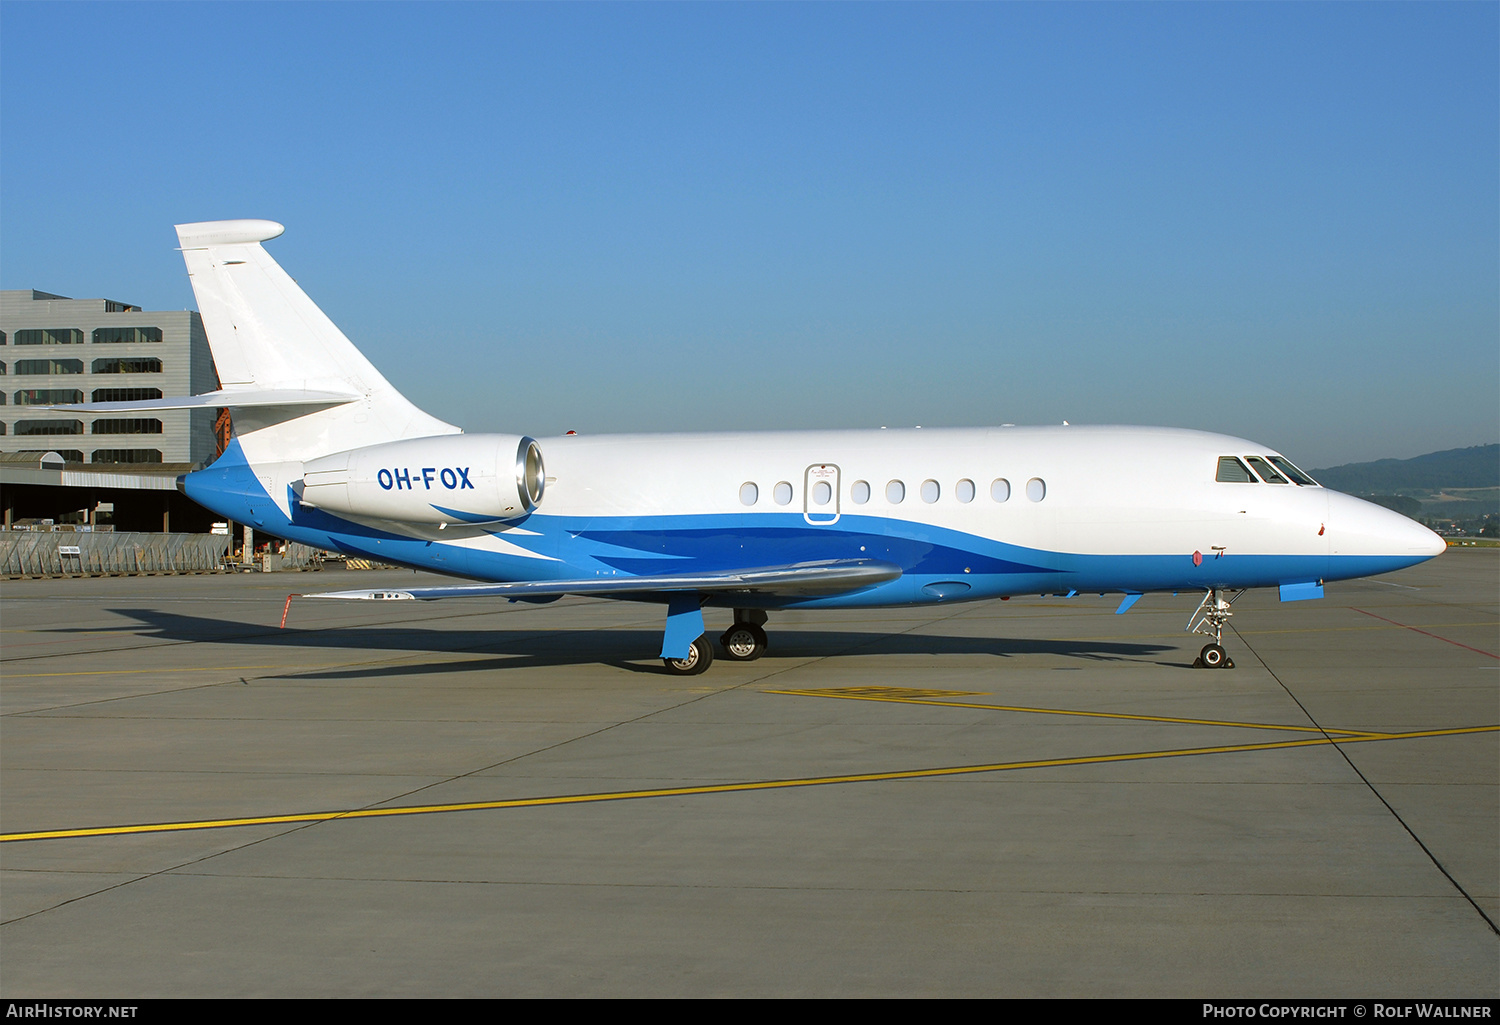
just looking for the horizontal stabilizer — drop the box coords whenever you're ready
[299,559,903,604]
[41,389,363,413]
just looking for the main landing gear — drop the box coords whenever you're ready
[719,609,769,662]
[661,609,770,675]
[663,634,714,675]
[1187,587,1243,669]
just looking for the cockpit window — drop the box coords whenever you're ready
[1216,456,1256,483]
[1247,456,1288,484]
[1269,456,1319,486]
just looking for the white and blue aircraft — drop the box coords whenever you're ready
[74,219,1445,673]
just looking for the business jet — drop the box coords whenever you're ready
[71,220,1445,674]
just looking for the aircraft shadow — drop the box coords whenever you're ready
[66,606,1184,678]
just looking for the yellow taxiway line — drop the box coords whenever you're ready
[3,724,1492,844]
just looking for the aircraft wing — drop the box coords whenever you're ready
[298,558,902,603]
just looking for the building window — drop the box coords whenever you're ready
[14,329,83,345]
[92,418,163,435]
[15,419,83,436]
[92,327,163,344]
[92,357,163,374]
[19,449,83,462]
[15,389,84,405]
[0,422,6,435]
[0,361,6,375]
[16,358,84,375]
[91,449,163,464]
[92,388,162,402]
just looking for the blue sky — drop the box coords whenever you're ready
[3,2,1495,467]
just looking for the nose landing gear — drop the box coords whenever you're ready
[1187,588,1242,669]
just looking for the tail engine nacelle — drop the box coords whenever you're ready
[300,435,545,524]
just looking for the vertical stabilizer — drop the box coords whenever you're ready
[174,219,459,461]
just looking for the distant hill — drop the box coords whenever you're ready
[1313,445,1499,493]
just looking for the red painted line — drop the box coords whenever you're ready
[1351,608,1499,659]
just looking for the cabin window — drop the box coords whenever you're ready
[739,482,758,506]
[850,480,871,504]
[886,480,905,504]
[991,478,1011,502]
[811,480,832,505]
[1215,457,1255,483]
[955,479,975,503]
[1269,456,1318,486]
[773,481,793,505]
[920,479,940,503]
[1026,477,1046,502]
[1246,456,1288,484]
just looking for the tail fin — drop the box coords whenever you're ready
[174,219,459,458]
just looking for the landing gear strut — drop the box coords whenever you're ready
[720,609,769,661]
[1187,587,1242,669]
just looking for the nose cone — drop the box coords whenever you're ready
[1327,491,1445,566]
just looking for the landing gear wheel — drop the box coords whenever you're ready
[663,634,714,675]
[719,623,768,661]
[1197,643,1233,669]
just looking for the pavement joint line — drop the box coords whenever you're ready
[4,723,1493,844]
[1349,608,1500,659]
[763,688,1392,737]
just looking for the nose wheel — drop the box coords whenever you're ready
[1195,642,1233,669]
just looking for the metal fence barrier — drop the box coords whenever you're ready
[1,531,230,577]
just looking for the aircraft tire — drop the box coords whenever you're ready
[720,624,768,661]
[663,634,714,675]
[1200,643,1228,669]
